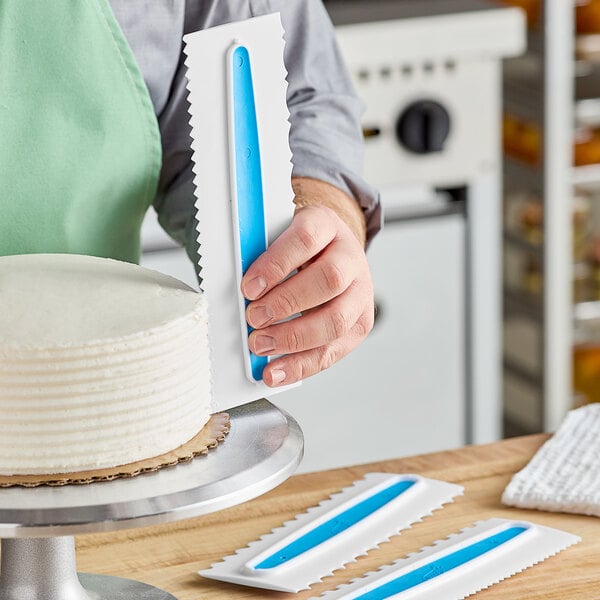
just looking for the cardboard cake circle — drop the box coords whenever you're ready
[0,413,230,488]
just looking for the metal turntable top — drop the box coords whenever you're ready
[0,399,303,538]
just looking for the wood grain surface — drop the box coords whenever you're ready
[75,434,600,599]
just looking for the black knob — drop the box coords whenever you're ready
[396,100,451,154]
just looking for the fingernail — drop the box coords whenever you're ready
[244,276,267,300]
[254,335,275,355]
[271,369,286,385]
[248,305,273,328]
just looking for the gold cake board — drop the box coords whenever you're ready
[0,413,230,488]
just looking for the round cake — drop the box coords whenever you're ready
[0,253,211,476]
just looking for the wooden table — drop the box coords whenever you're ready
[75,435,599,599]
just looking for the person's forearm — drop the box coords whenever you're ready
[291,177,367,247]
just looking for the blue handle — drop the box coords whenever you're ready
[354,526,528,599]
[231,45,268,381]
[253,479,417,570]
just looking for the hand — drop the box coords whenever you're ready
[241,195,374,387]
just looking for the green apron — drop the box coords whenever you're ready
[0,1,161,263]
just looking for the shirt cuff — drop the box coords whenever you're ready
[291,147,382,246]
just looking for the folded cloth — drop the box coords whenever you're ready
[502,404,600,517]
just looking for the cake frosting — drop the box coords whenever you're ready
[0,253,211,475]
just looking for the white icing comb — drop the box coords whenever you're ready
[199,473,463,592]
[183,14,298,412]
[313,518,580,599]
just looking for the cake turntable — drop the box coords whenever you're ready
[0,398,304,599]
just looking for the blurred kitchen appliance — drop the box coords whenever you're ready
[281,0,525,472]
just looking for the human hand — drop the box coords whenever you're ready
[240,194,374,387]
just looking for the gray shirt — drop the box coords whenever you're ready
[109,0,381,253]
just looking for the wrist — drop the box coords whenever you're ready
[291,176,367,246]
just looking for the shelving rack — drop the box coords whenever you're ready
[502,1,588,433]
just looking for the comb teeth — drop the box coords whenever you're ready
[199,473,463,592]
[182,13,297,412]
[313,518,580,600]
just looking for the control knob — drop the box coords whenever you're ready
[396,100,451,154]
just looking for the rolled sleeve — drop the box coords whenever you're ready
[156,0,381,255]
[260,0,382,242]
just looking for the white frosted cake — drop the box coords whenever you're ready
[0,254,211,476]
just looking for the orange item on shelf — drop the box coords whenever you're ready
[503,113,541,165]
[502,114,521,156]
[519,122,542,164]
[504,115,600,168]
[574,344,600,404]
[499,0,540,28]
[576,0,600,35]
[574,127,600,166]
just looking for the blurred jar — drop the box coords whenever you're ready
[588,235,600,300]
[573,190,592,263]
[514,194,592,302]
[573,307,600,404]
[505,120,600,167]
[521,260,591,301]
[522,255,543,295]
[574,127,600,166]
[518,199,543,244]
[576,0,600,35]
[516,191,591,260]
[515,196,543,296]
[574,262,593,304]
[503,114,521,158]
[503,113,541,165]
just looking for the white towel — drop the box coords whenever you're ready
[502,403,600,517]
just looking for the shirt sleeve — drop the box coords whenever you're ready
[155,0,381,259]
[258,0,382,243]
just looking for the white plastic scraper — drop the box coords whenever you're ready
[183,14,297,412]
[314,518,580,599]
[199,473,463,592]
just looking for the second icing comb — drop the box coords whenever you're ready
[199,473,463,593]
[315,518,580,600]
